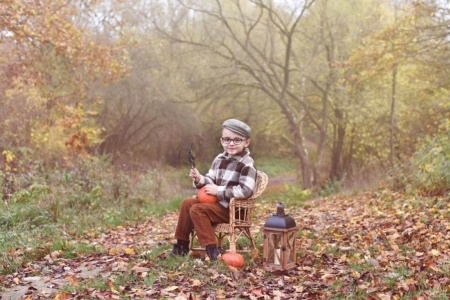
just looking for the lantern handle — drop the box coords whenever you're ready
[275,202,286,216]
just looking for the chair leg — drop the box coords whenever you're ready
[226,228,258,253]
[217,233,225,250]
[229,231,236,252]
[246,228,257,250]
[190,230,197,250]
[191,230,224,252]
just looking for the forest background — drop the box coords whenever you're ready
[2,0,450,193]
[1,0,450,298]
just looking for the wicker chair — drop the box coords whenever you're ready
[190,170,269,253]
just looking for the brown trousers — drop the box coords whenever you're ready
[174,197,229,246]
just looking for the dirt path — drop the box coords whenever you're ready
[267,173,297,186]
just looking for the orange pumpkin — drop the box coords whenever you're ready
[197,186,218,203]
[222,251,244,268]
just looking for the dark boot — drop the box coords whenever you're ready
[205,245,220,261]
[170,241,189,256]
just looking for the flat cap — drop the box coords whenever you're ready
[222,119,252,138]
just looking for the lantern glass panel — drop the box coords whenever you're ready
[267,231,283,265]
[286,231,296,264]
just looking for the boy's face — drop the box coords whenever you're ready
[221,128,250,157]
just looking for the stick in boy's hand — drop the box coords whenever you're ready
[187,143,196,169]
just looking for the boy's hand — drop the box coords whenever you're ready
[204,184,218,196]
[189,168,201,183]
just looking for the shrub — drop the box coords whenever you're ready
[408,120,450,196]
[319,179,343,197]
[279,183,311,207]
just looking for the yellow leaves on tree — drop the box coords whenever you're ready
[1,0,127,84]
[2,150,16,173]
[60,103,103,160]
[0,0,127,166]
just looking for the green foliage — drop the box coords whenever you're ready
[256,157,297,177]
[0,171,4,200]
[406,120,450,196]
[319,179,343,197]
[83,278,110,291]
[147,196,184,217]
[0,202,51,229]
[278,184,311,208]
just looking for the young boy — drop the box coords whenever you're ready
[171,119,257,260]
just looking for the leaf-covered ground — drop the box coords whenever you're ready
[1,190,450,299]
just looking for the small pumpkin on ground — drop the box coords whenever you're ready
[197,186,218,203]
[221,251,245,268]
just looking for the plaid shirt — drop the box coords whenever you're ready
[195,148,257,208]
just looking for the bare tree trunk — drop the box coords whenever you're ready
[292,119,312,189]
[312,89,329,189]
[389,63,397,168]
[330,108,345,180]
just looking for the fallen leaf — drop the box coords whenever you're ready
[54,291,73,300]
[252,288,263,297]
[109,282,119,294]
[191,279,202,286]
[125,248,136,255]
[109,248,120,255]
[64,274,79,286]
[131,266,151,273]
[164,286,179,292]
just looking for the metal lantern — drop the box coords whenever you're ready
[263,203,298,271]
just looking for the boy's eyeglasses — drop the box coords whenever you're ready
[221,137,245,145]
